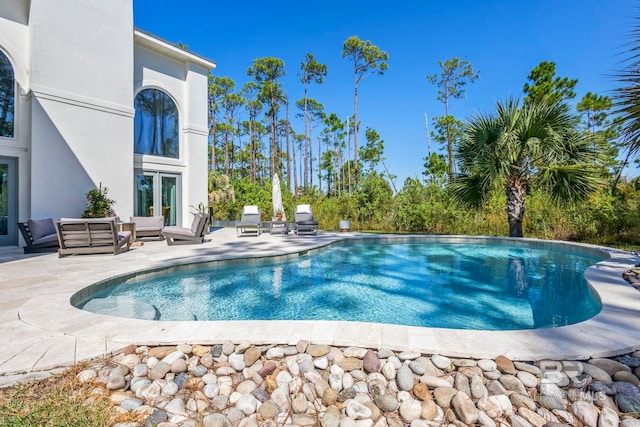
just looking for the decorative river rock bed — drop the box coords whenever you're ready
[74,341,640,427]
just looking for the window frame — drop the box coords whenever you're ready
[0,49,16,140]
[133,87,180,159]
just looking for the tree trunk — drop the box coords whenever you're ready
[209,103,216,171]
[353,79,359,184]
[318,136,322,193]
[249,110,256,184]
[292,138,298,198]
[307,123,313,189]
[237,124,242,179]
[224,133,230,176]
[303,88,309,193]
[270,108,276,180]
[444,83,454,183]
[505,180,526,237]
[286,99,292,191]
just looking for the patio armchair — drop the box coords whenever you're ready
[130,215,165,240]
[236,205,262,237]
[18,218,60,253]
[294,204,319,236]
[163,213,209,245]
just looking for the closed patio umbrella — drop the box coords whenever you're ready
[272,173,286,221]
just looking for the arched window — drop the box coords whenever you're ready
[0,51,15,138]
[134,88,179,158]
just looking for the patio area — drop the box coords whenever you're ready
[0,227,639,378]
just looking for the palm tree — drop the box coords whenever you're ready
[611,16,640,190]
[450,98,601,237]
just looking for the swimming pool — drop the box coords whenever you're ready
[74,237,605,330]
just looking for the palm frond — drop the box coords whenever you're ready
[448,174,491,208]
[533,164,603,204]
[611,15,640,158]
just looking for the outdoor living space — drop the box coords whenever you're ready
[0,226,638,374]
[3,227,640,425]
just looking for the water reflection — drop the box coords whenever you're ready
[78,240,603,330]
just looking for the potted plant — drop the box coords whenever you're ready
[275,209,284,222]
[82,183,116,218]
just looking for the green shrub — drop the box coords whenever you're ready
[82,184,115,218]
[208,172,640,249]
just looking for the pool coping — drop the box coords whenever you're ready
[1,228,639,375]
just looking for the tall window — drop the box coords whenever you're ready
[134,88,179,158]
[0,51,14,138]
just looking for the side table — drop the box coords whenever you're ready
[117,221,143,246]
[270,221,289,235]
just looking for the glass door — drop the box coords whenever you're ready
[0,157,17,247]
[161,175,177,226]
[135,173,154,218]
[135,171,180,226]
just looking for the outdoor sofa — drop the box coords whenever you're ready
[18,218,60,253]
[163,213,209,245]
[55,217,131,258]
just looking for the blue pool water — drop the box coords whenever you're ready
[77,239,605,330]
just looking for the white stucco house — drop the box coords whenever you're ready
[0,0,215,248]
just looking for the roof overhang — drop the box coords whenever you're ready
[134,28,216,70]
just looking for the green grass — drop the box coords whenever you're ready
[0,364,140,427]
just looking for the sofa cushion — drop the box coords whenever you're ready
[60,217,116,223]
[190,214,203,233]
[243,205,260,215]
[130,216,164,230]
[33,233,59,245]
[295,212,315,222]
[28,218,56,242]
[163,226,196,237]
[296,204,312,214]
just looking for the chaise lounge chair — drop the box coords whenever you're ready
[236,205,262,237]
[163,213,209,245]
[18,218,60,253]
[294,204,319,236]
[56,217,131,257]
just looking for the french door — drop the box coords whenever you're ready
[135,171,180,226]
[0,156,17,246]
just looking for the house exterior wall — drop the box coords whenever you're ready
[134,44,210,227]
[183,64,211,222]
[0,0,32,227]
[0,0,214,245]
[29,0,134,220]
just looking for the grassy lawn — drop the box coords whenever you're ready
[0,363,139,427]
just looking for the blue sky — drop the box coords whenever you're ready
[133,0,637,188]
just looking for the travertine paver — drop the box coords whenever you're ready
[0,228,638,377]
